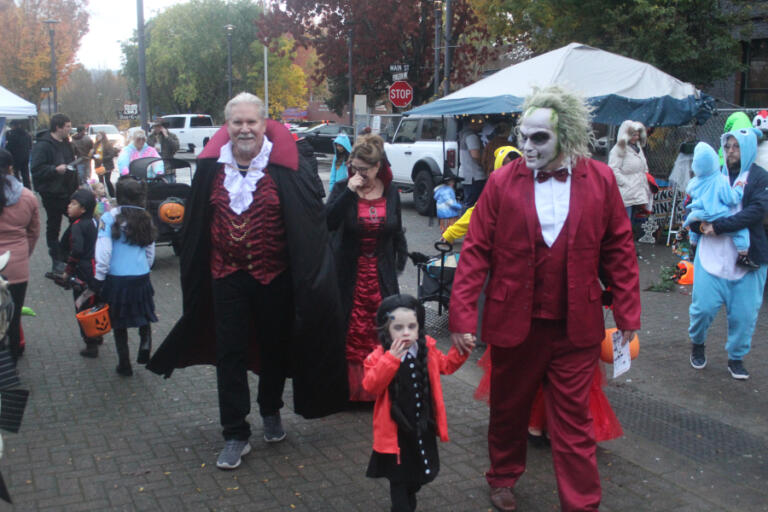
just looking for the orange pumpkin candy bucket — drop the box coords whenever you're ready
[76,304,112,337]
[600,327,639,364]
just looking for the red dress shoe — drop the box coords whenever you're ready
[490,486,517,511]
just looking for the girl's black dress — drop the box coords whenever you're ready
[366,352,440,484]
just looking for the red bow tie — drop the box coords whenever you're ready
[535,168,569,183]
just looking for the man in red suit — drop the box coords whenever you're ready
[449,86,641,511]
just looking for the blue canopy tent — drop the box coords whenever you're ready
[407,43,714,126]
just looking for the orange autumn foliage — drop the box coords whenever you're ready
[0,0,89,107]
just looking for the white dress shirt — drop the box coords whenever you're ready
[534,164,572,246]
[217,137,273,215]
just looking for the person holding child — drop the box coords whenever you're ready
[326,134,408,403]
[58,189,101,358]
[94,177,158,377]
[363,294,472,512]
[684,142,757,269]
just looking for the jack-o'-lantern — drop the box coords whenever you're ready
[600,328,639,364]
[158,197,185,226]
[675,260,694,285]
[76,304,111,337]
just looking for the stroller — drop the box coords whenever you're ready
[128,157,192,255]
[409,241,457,316]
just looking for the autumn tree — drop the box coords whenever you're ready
[261,0,498,113]
[121,0,308,121]
[58,66,130,125]
[0,0,89,108]
[469,0,751,87]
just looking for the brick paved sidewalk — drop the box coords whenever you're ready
[3,187,767,511]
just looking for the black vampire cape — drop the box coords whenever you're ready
[147,121,349,419]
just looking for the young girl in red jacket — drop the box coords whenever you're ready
[363,294,472,512]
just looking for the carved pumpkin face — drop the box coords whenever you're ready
[94,315,110,333]
[158,198,185,225]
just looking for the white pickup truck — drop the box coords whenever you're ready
[384,115,460,215]
[161,114,219,156]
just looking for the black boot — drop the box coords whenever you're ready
[137,325,152,364]
[114,328,133,377]
[79,341,99,358]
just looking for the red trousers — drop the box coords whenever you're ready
[487,319,601,512]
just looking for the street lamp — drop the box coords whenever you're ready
[43,19,59,113]
[224,24,234,99]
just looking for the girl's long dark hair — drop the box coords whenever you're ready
[0,149,14,216]
[97,132,114,159]
[113,176,157,246]
[376,294,432,436]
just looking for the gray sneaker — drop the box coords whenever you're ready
[263,413,286,443]
[690,344,706,369]
[216,439,251,470]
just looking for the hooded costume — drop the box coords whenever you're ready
[608,120,652,210]
[329,133,352,191]
[718,112,752,167]
[684,142,748,251]
[147,121,349,419]
[689,125,768,362]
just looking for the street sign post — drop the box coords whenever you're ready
[389,81,413,108]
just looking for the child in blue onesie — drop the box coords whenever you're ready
[684,142,757,269]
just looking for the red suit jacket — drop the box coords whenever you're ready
[449,157,641,347]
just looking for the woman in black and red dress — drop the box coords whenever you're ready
[326,134,408,404]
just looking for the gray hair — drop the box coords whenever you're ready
[130,128,147,144]
[225,92,266,120]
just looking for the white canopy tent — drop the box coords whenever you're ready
[408,43,713,126]
[0,86,37,118]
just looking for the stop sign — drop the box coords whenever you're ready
[389,81,414,108]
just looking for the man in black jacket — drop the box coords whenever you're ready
[4,120,32,188]
[691,126,768,380]
[30,113,78,274]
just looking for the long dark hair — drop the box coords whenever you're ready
[112,176,157,246]
[376,294,432,435]
[0,149,14,216]
[96,132,114,158]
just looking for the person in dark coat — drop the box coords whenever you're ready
[295,135,323,197]
[4,120,32,188]
[147,93,348,470]
[326,134,408,404]
[30,113,79,275]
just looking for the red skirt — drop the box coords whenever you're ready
[474,349,623,442]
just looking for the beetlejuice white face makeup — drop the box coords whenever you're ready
[519,108,560,171]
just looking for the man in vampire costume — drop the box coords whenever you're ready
[147,93,348,470]
[449,86,641,511]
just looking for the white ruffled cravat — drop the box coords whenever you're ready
[218,137,273,215]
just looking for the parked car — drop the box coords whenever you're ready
[384,115,460,215]
[301,123,354,154]
[161,114,220,156]
[88,124,125,151]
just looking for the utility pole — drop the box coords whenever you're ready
[225,25,234,99]
[433,1,441,97]
[262,0,269,115]
[348,26,353,126]
[137,0,149,131]
[443,0,453,97]
[43,20,59,113]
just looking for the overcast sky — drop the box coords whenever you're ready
[76,0,189,70]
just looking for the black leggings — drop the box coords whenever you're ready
[390,481,421,512]
[7,282,27,360]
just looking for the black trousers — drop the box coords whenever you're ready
[390,481,421,512]
[13,162,31,189]
[98,169,115,197]
[7,282,27,360]
[40,194,69,261]
[462,179,487,209]
[212,270,292,441]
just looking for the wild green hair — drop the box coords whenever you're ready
[518,85,595,161]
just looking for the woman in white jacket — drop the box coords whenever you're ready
[609,120,653,219]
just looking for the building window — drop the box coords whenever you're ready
[741,39,768,107]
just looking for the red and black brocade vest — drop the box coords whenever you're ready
[532,218,569,319]
[209,167,288,283]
